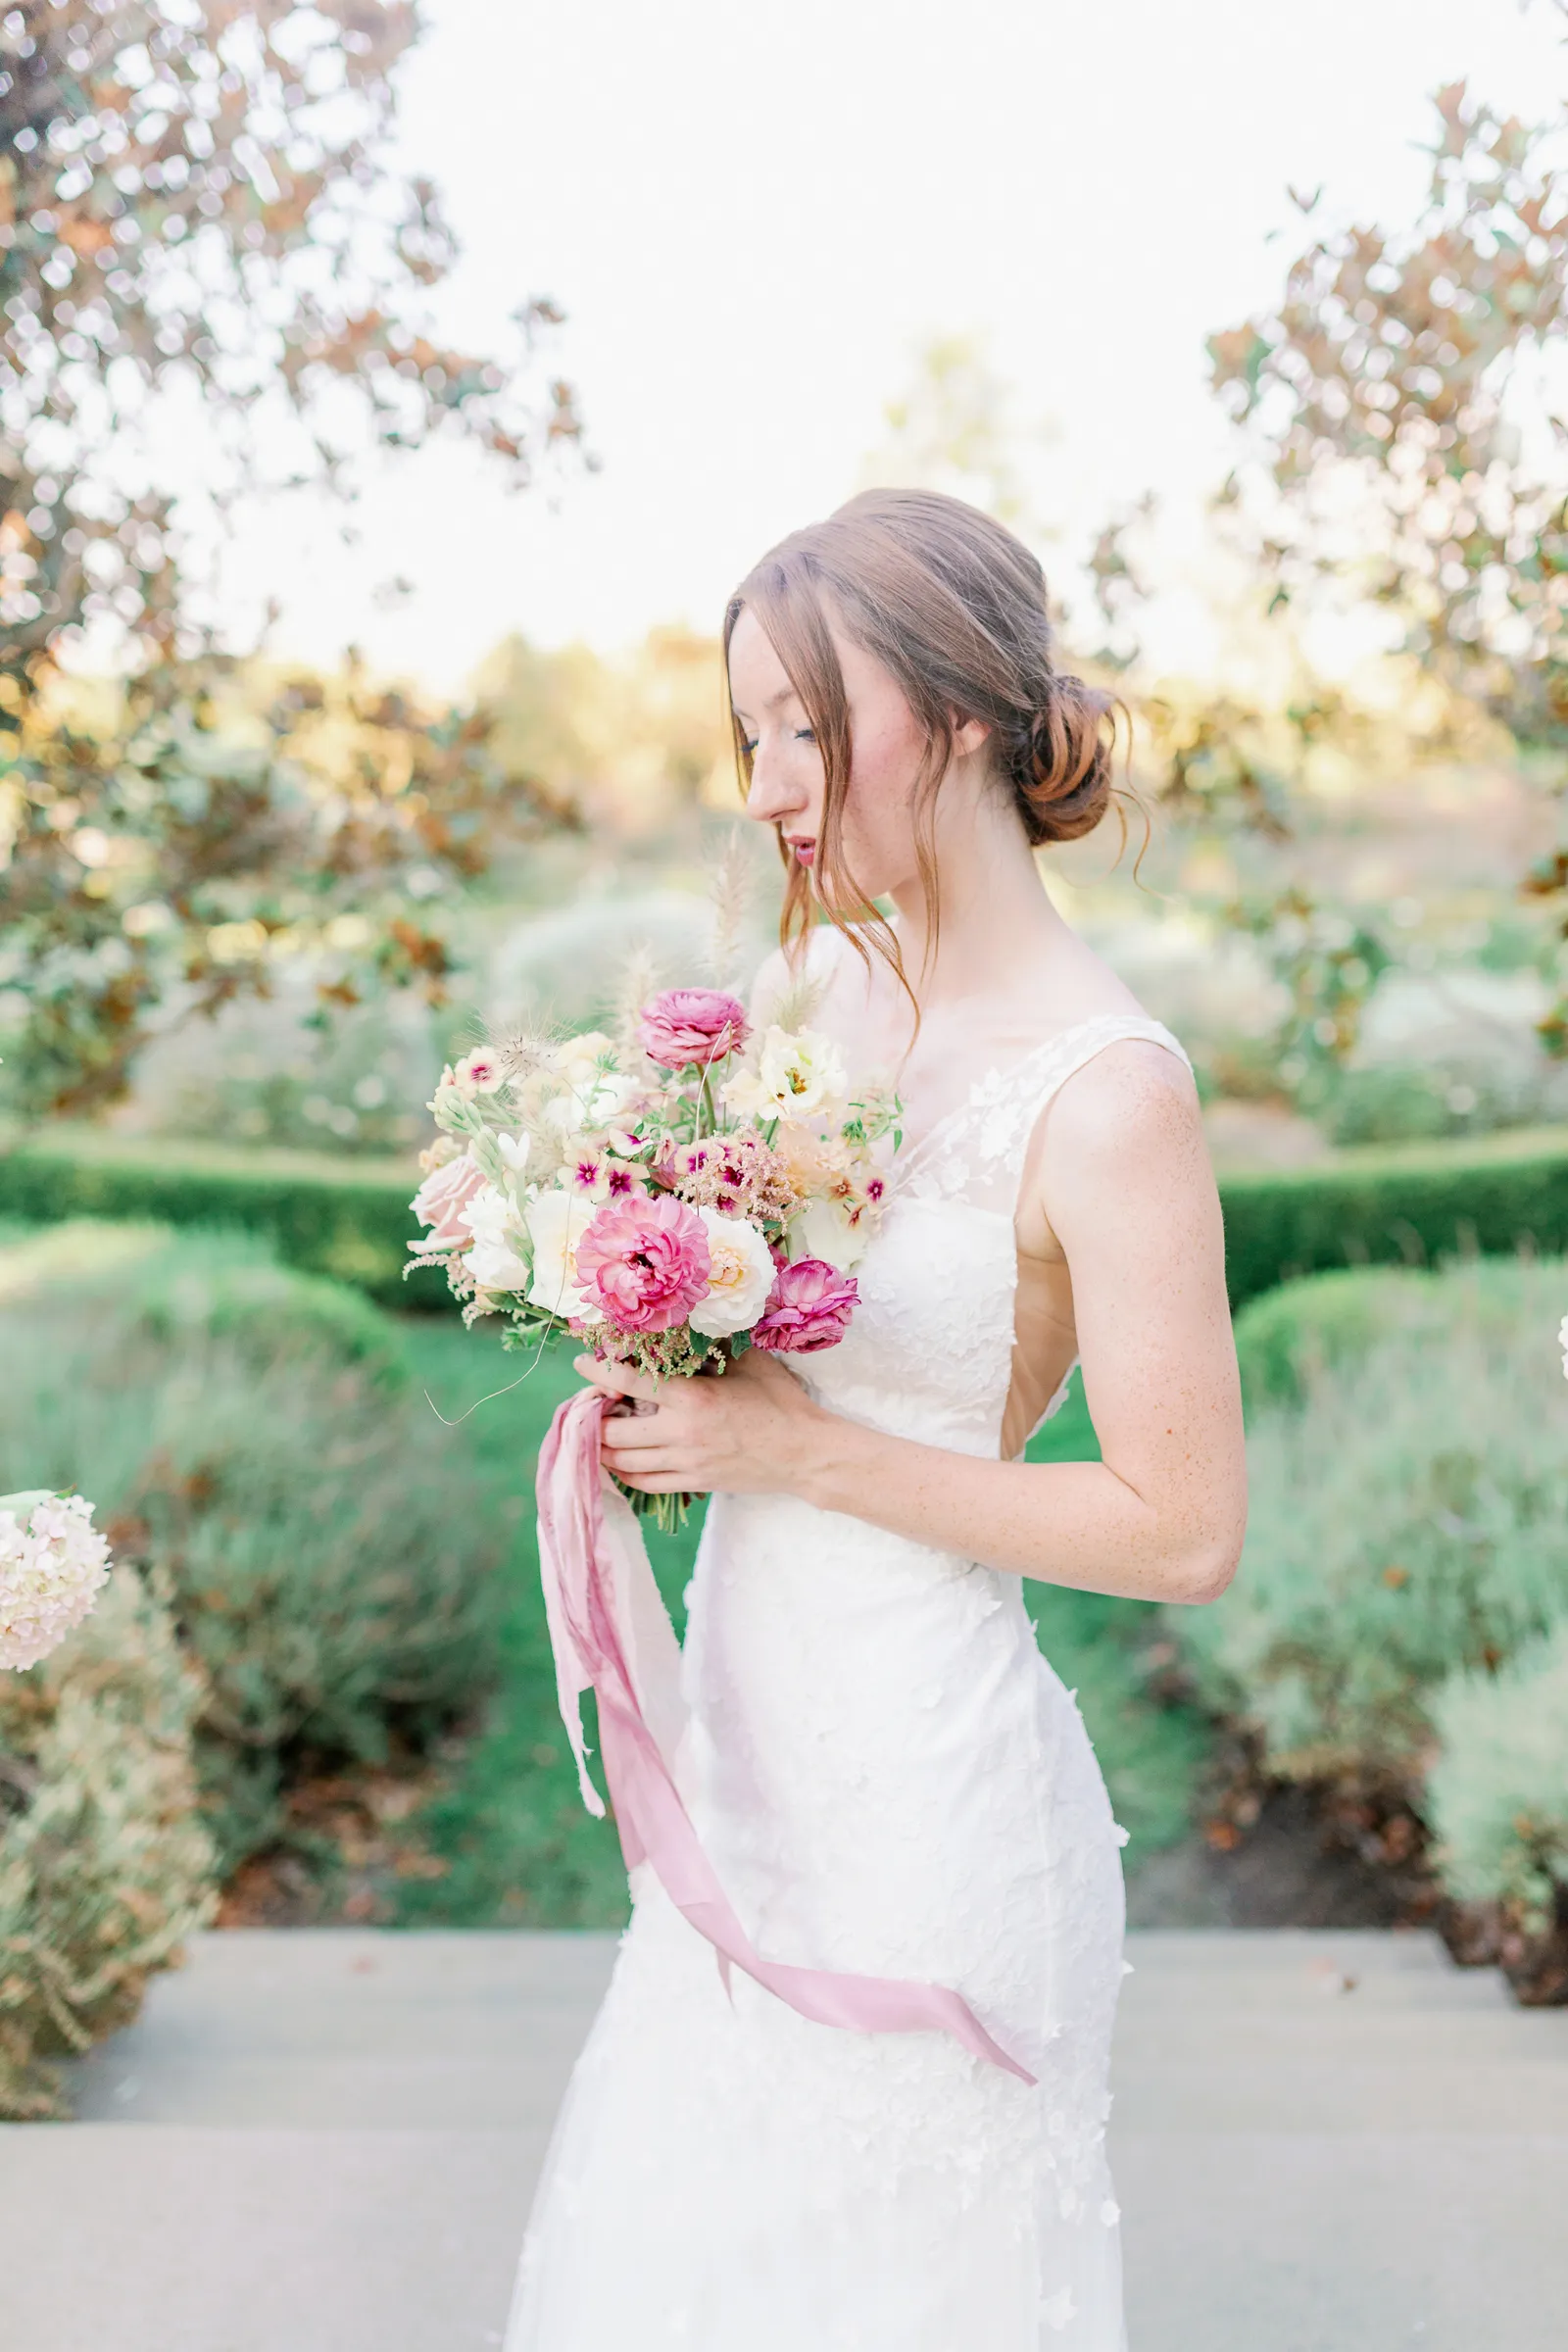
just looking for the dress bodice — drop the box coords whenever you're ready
[800,1014,1192,1461]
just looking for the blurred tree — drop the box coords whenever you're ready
[0,0,581,668]
[1,657,577,1117]
[858,332,1058,545]
[0,0,583,1117]
[1209,79,1568,744]
[474,625,728,835]
[1205,55,1568,1042]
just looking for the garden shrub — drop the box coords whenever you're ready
[0,1130,448,1309]
[0,1564,216,2119]
[1427,1623,1568,1927]
[0,1219,411,1388]
[1230,1253,1556,1415]
[0,1248,506,1874]
[91,1227,409,1389]
[1218,1125,1568,1310]
[1231,1264,1439,1415]
[1180,1254,1568,1778]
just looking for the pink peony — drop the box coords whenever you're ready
[411,1148,487,1254]
[752,1257,858,1353]
[637,988,750,1071]
[575,1192,712,1333]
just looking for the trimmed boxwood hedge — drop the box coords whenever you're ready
[1218,1123,1568,1308]
[0,1128,447,1310]
[4,1118,1568,1311]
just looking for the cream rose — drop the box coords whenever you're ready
[688,1208,776,1339]
[524,1186,598,1319]
[542,1056,642,1142]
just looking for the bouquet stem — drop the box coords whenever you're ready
[615,1480,694,1535]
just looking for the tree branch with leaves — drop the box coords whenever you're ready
[0,0,584,1119]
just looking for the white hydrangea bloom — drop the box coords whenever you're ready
[0,1491,112,1671]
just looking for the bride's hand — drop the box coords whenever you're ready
[575,1348,825,1497]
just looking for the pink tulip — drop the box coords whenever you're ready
[575,1192,712,1333]
[752,1257,858,1353]
[637,988,750,1071]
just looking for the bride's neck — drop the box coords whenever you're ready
[888,791,1066,1009]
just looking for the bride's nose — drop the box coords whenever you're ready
[743,745,804,830]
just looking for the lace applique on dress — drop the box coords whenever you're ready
[898,1013,1193,1221]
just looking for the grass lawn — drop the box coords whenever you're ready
[393,1319,1213,1927]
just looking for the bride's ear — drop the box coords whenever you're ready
[952,714,991,760]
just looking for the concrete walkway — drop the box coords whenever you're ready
[1,1928,1564,2350]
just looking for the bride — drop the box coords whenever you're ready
[506,488,1247,2350]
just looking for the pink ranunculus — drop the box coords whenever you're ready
[574,1192,712,1333]
[410,1148,487,1253]
[637,988,750,1071]
[752,1257,859,1353]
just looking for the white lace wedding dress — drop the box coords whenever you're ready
[505,1010,1191,2352]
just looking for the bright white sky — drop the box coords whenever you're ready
[223,0,1565,685]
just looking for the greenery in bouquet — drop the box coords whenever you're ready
[410,980,900,1519]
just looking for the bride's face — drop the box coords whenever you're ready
[728,603,933,902]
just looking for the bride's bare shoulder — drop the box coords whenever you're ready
[1039,1025,1205,1190]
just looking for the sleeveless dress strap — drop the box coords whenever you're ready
[898,1015,1192,1215]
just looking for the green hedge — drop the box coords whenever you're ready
[1219,1125,1568,1310]
[5,1118,1568,1313]
[0,1128,446,1310]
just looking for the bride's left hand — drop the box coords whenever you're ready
[576,1348,825,1496]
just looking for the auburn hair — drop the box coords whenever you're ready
[723,486,1127,991]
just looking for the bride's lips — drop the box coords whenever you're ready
[786,837,816,867]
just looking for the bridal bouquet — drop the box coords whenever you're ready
[0,1491,113,1671]
[410,984,899,1509]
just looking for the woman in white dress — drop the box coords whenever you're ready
[507,488,1247,2351]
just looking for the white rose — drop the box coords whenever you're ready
[524,1187,598,1319]
[464,1182,532,1296]
[552,1030,615,1087]
[689,1208,776,1338]
[788,1195,869,1273]
[723,1025,847,1122]
[542,1067,642,1140]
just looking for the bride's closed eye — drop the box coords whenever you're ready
[738,728,815,755]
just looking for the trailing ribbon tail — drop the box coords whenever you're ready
[535,1388,1037,2087]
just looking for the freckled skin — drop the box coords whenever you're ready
[593,608,1248,1608]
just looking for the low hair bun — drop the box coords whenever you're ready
[1012,673,1117,847]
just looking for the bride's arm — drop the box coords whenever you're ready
[593,1044,1247,1608]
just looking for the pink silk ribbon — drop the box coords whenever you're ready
[534,1387,1036,2085]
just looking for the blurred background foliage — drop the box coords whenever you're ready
[6,0,1568,2078]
